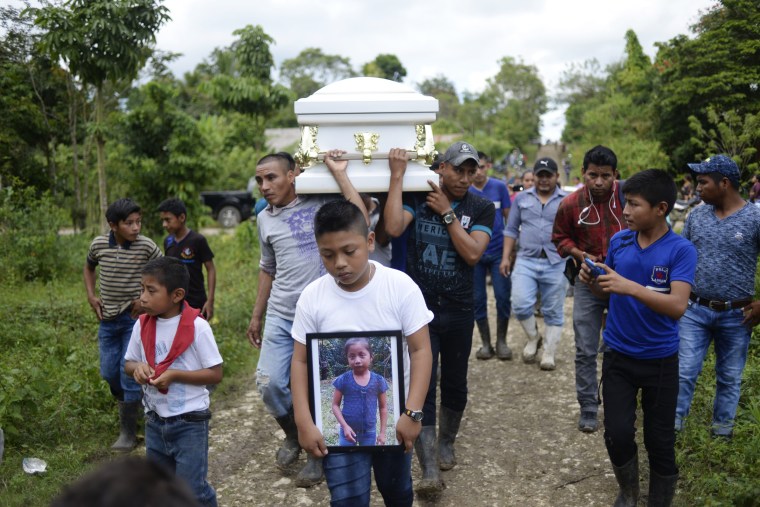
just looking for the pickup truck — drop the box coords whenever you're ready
[200,184,256,228]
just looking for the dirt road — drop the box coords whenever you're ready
[207,294,620,506]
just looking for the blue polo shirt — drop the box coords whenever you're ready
[603,229,697,359]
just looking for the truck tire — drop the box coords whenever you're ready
[218,205,242,228]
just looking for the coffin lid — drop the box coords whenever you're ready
[294,77,439,116]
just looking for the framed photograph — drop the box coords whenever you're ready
[306,330,405,452]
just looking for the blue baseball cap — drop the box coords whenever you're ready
[687,154,740,184]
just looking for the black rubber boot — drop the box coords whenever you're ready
[111,401,139,452]
[475,319,494,360]
[414,426,444,496]
[295,454,324,488]
[495,318,513,360]
[274,409,301,470]
[438,406,464,471]
[647,470,678,507]
[612,454,640,507]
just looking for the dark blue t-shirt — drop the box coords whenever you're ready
[333,371,388,436]
[603,228,697,359]
[469,178,511,256]
[403,191,495,306]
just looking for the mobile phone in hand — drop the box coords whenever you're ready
[584,257,604,277]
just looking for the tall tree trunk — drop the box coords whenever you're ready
[96,86,108,233]
[67,74,84,231]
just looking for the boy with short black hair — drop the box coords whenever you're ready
[158,197,216,320]
[291,200,433,506]
[580,169,696,507]
[125,256,223,507]
[84,197,162,451]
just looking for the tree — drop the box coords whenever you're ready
[34,0,170,231]
[689,107,759,174]
[121,81,214,235]
[480,56,547,150]
[202,25,291,149]
[654,0,760,170]
[362,54,407,82]
[280,47,355,98]
[417,75,460,131]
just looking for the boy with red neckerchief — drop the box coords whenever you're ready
[125,257,223,507]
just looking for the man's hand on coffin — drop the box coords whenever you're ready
[324,149,349,174]
[389,148,408,178]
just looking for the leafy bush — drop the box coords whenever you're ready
[0,186,67,283]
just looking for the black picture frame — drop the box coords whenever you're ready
[306,330,405,453]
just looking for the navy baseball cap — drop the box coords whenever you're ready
[687,154,740,184]
[440,141,479,167]
[533,157,559,175]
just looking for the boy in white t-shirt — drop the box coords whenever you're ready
[291,200,433,506]
[125,257,223,507]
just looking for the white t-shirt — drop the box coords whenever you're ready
[291,261,433,394]
[125,315,223,418]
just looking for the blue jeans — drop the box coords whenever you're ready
[573,280,609,412]
[473,252,512,322]
[98,311,141,402]
[145,410,217,507]
[423,303,473,427]
[676,302,752,435]
[510,257,567,325]
[255,314,295,418]
[323,451,413,507]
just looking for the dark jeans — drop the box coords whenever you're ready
[323,450,413,507]
[422,303,474,427]
[473,252,511,322]
[98,311,141,402]
[145,410,216,507]
[602,350,679,476]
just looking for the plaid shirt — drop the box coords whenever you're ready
[552,186,626,261]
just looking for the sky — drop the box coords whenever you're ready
[18,0,718,142]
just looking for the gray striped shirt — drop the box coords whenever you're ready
[87,232,162,320]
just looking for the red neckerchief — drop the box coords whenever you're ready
[139,304,200,394]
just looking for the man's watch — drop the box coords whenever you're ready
[441,209,456,225]
[403,408,424,422]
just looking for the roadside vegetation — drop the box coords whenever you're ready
[0,203,259,506]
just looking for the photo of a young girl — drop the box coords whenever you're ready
[332,338,388,446]
[307,332,403,450]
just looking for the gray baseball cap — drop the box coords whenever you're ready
[440,141,479,167]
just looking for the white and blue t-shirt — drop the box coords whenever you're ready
[603,228,697,359]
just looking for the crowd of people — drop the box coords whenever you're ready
[70,142,760,507]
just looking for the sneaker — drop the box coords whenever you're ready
[578,411,598,433]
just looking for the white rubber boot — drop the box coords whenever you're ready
[540,325,563,371]
[519,315,541,364]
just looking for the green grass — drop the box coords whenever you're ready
[0,223,259,506]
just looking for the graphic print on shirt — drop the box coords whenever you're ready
[417,215,458,278]
[648,266,670,292]
[180,246,195,261]
[285,206,326,275]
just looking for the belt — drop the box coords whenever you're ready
[689,293,752,312]
[146,409,212,423]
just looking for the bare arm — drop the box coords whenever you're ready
[331,389,356,443]
[202,260,216,320]
[125,360,153,384]
[324,149,370,225]
[384,148,414,237]
[395,325,432,452]
[247,270,273,348]
[377,391,388,445]
[594,264,691,320]
[426,180,490,266]
[83,263,102,320]
[499,236,517,276]
[292,341,328,457]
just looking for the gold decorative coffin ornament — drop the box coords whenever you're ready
[292,77,439,193]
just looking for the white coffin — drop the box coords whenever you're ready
[293,77,439,194]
